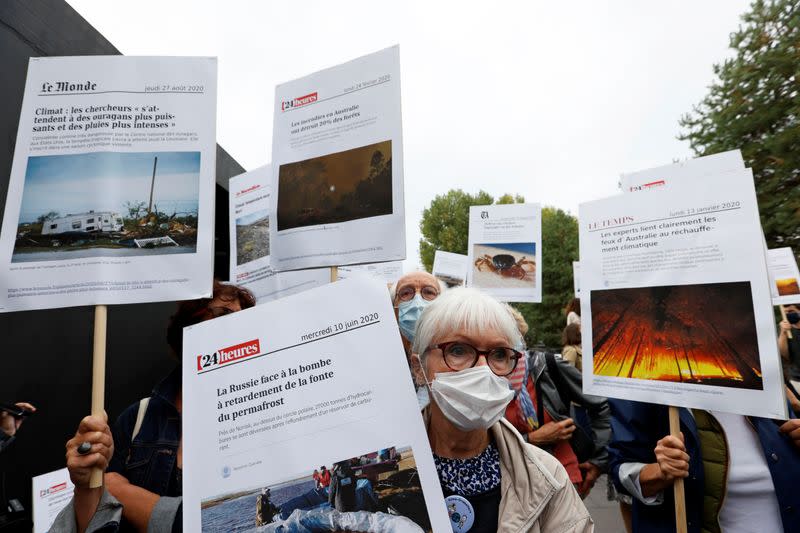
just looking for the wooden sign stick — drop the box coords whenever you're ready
[668,406,688,533]
[89,304,108,488]
[330,266,338,283]
[780,305,793,339]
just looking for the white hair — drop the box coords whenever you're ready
[412,287,523,359]
[388,272,447,303]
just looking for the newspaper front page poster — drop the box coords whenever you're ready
[466,203,542,303]
[432,250,468,288]
[619,149,744,193]
[579,170,786,419]
[229,166,328,304]
[182,277,449,532]
[767,247,800,305]
[270,46,405,271]
[0,56,217,311]
[32,468,74,533]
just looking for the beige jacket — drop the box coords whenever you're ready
[491,418,594,532]
[425,406,593,533]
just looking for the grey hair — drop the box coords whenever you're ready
[411,287,523,360]
[388,272,447,303]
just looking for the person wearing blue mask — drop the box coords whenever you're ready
[391,272,445,350]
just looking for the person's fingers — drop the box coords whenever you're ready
[658,435,686,451]
[68,451,109,471]
[662,464,689,478]
[14,402,36,412]
[559,418,575,428]
[78,415,109,434]
[779,419,800,433]
[658,445,689,461]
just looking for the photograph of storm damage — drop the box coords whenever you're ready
[591,281,763,390]
[276,140,392,231]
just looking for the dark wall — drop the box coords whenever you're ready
[0,0,244,518]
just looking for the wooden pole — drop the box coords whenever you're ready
[89,304,108,488]
[780,305,793,339]
[330,266,338,283]
[668,406,688,533]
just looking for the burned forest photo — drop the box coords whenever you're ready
[276,140,393,231]
[591,282,762,390]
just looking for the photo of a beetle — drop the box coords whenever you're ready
[474,253,535,281]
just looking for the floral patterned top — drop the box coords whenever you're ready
[433,442,502,496]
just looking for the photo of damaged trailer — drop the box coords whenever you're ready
[32,209,178,249]
[41,210,123,235]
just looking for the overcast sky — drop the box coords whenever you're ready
[67,0,751,269]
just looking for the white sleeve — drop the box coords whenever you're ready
[619,462,664,506]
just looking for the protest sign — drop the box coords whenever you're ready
[336,261,403,284]
[32,468,74,533]
[432,250,468,288]
[229,166,328,304]
[619,149,744,193]
[182,277,449,532]
[269,46,405,271]
[466,203,542,302]
[573,261,580,297]
[579,169,787,419]
[0,56,217,311]
[767,247,800,306]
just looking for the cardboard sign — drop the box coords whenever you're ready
[229,166,328,303]
[0,56,217,311]
[182,278,449,531]
[579,169,786,419]
[767,247,800,305]
[467,203,542,303]
[432,250,468,288]
[270,46,405,271]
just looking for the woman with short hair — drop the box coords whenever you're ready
[412,287,593,532]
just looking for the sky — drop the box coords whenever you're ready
[19,151,200,222]
[66,0,752,269]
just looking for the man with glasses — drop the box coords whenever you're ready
[390,271,445,354]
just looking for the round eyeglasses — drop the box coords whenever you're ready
[426,341,522,376]
[396,284,439,303]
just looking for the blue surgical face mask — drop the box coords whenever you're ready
[788,311,800,325]
[397,294,430,342]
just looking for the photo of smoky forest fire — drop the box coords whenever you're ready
[591,282,763,390]
[276,140,392,231]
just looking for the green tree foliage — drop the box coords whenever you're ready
[419,190,521,270]
[514,207,579,348]
[419,190,578,347]
[678,0,800,254]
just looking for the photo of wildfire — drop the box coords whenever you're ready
[277,140,392,231]
[776,277,800,296]
[591,282,762,390]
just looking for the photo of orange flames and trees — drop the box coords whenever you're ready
[277,140,392,231]
[591,282,762,390]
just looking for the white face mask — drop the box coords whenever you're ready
[422,364,514,432]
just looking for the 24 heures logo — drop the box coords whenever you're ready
[628,179,665,192]
[197,339,261,373]
[40,482,68,498]
[281,91,318,111]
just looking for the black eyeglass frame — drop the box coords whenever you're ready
[425,341,522,376]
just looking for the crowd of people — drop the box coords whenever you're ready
[4,270,799,532]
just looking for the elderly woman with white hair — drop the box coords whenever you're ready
[411,288,593,532]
